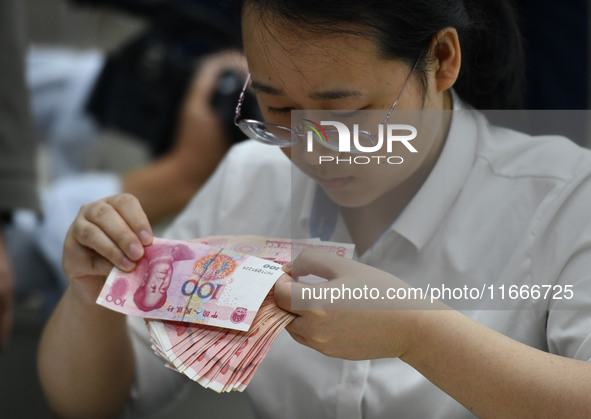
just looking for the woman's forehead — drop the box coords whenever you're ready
[242,5,382,69]
[244,26,390,92]
[241,4,414,108]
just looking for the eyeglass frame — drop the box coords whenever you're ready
[233,54,422,151]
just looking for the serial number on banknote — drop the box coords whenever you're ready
[240,264,283,275]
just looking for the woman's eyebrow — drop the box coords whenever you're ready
[251,80,363,100]
[309,89,363,100]
[251,80,284,95]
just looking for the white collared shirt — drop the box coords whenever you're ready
[126,101,591,419]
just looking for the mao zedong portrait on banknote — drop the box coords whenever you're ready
[133,243,195,312]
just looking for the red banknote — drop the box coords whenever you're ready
[98,235,354,392]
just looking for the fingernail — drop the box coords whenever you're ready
[122,257,136,270]
[128,243,143,260]
[282,262,292,273]
[139,230,153,246]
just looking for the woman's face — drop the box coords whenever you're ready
[242,7,449,209]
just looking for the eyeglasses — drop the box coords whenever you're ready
[234,55,421,153]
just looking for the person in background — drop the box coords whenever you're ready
[7,48,245,314]
[0,0,41,350]
[121,50,246,223]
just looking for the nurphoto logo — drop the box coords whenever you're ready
[300,118,418,165]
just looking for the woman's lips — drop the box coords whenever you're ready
[316,176,354,190]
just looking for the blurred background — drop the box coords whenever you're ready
[0,0,590,418]
[1,0,258,417]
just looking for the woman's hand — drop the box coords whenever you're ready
[275,252,591,417]
[62,193,153,305]
[273,249,428,360]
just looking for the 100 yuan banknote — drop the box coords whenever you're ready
[194,235,354,265]
[97,238,284,331]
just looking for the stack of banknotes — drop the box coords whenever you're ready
[97,235,354,392]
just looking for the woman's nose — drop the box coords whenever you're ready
[291,133,340,167]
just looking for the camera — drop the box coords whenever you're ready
[72,0,259,156]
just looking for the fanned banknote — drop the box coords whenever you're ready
[193,235,355,265]
[148,292,294,392]
[97,238,285,331]
[97,235,354,392]
[147,235,354,392]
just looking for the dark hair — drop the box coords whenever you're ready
[236,0,524,109]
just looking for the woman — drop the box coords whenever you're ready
[39,1,591,418]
